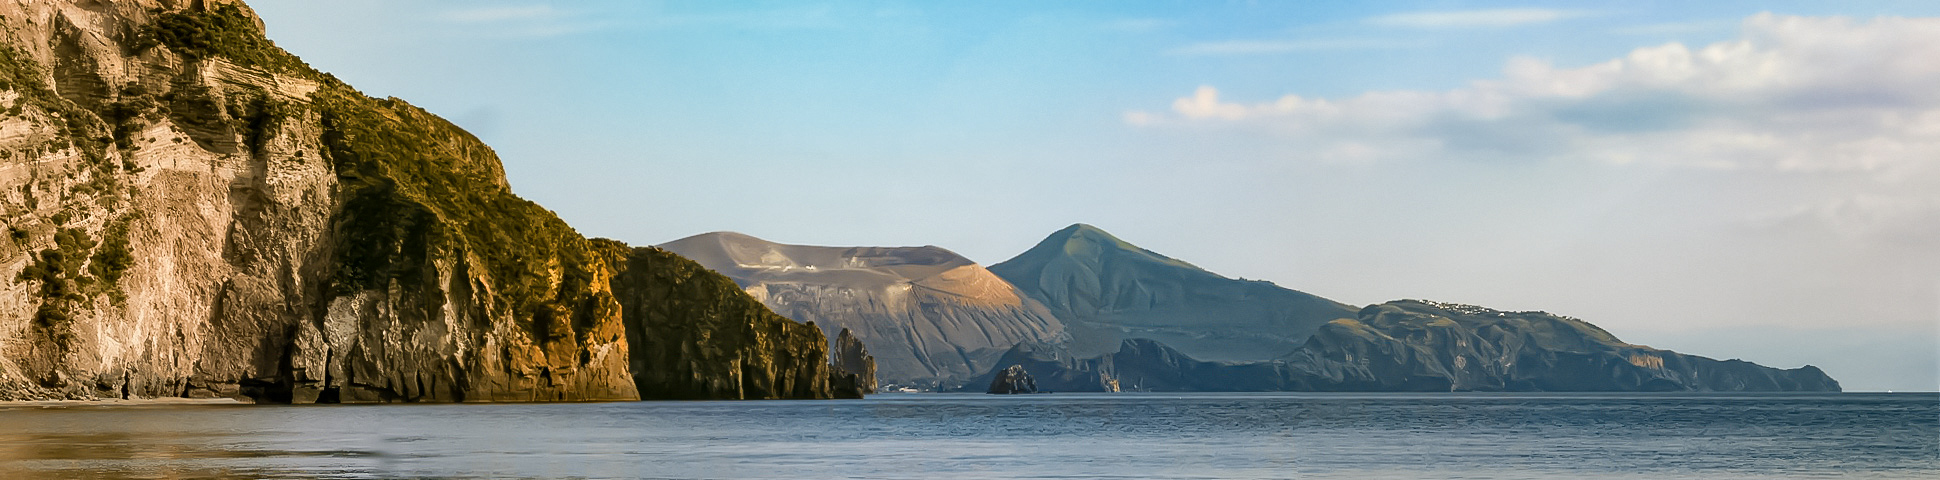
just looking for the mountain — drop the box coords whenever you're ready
[990,224,1357,361]
[1277,300,1839,391]
[0,1,844,402]
[966,300,1839,392]
[661,231,1067,387]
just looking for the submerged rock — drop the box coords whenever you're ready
[987,365,1038,394]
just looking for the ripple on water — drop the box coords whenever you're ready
[0,392,1932,479]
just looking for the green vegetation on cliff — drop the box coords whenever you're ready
[0,44,140,338]
[316,86,610,348]
[0,0,852,402]
[148,4,314,75]
[598,242,839,400]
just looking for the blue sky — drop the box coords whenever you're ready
[248,1,1939,391]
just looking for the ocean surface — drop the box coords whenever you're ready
[0,392,1933,479]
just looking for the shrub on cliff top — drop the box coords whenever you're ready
[149,5,315,75]
[316,86,604,344]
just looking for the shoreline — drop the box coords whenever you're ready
[0,397,251,408]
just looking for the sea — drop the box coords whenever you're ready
[0,392,1933,479]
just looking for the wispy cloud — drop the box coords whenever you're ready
[1133,13,1940,247]
[1130,13,1940,177]
[441,5,562,24]
[434,3,846,38]
[1103,18,1173,33]
[1367,8,1593,28]
[436,4,610,37]
[1166,38,1421,56]
[1608,20,1736,36]
[640,5,844,30]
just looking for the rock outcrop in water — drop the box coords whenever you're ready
[0,0,844,402]
[831,328,877,394]
[965,301,1840,392]
[990,224,1356,362]
[660,231,1067,388]
[987,365,1037,394]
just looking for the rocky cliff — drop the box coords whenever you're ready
[967,301,1840,392]
[599,244,844,400]
[990,224,1356,362]
[831,327,876,394]
[986,365,1036,394]
[661,231,1067,387]
[0,0,842,402]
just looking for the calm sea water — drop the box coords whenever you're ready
[0,392,1933,479]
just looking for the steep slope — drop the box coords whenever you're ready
[968,300,1839,392]
[990,224,1356,361]
[597,243,837,400]
[0,0,840,402]
[661,231,1066,387]
[830,327,877,394]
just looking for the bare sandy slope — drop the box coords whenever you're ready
[661,232,1067,387]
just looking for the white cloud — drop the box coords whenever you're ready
[1165,38,1420,56]
[1129,14,1940,176]
[1367,8,1592,28]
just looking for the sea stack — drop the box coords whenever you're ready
[832,328,878,394]
[988,365,1039,394]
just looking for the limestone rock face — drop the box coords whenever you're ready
[0,1,838,402]
[661,231,1067,388]
[986,365,1036,394]
[831,328,876,394]
[990,224,1357,362]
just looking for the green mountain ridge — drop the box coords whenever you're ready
[990,223,1359,361]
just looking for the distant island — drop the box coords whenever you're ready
[673,225,1837,393]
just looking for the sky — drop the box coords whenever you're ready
[245,1,1939,392]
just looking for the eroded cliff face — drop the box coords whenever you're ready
[0,0,836,402]
[602,244,842,400]
[831,327,876,394]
